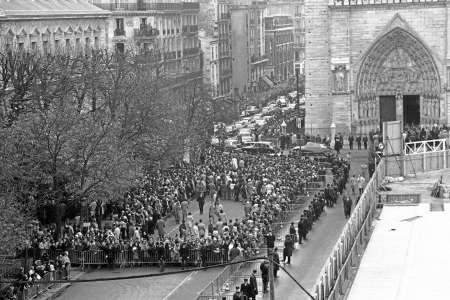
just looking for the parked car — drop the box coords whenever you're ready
[240,143,277,154]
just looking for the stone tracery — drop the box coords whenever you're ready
[356,27,441,129]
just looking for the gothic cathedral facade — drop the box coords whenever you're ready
[305,0,449,134]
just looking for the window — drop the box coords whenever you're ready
[18,43,24,51]
[55,39,60,52]
[94,37,99,50]
[116,18,124,30]
[31,42,37,51]
[116,42,124,54]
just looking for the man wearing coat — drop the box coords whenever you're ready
[249,270,258,299]
[283,234,294,264]
[343,195,352,219]
[241,278,251,299]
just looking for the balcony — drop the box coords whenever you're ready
[94,2,138,10]
[163,51,177,60]
[114,28,126,37]
[250,54,269,64]
[219,12,231,20]
[182,25,199,35]
[329,0,446,6]
[135,51,162,64]
[134,25,159,39]
[183,47,200,56]
[92,1,199,11]
[221,68,232,78]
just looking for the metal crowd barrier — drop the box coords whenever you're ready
[29,248,228,270]
[18,270,63,300]
[311,159,385,300]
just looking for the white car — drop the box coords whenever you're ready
[225,125,235,133]
[239,128,251,136]
[241,135,254,143]
[211,136,220,145]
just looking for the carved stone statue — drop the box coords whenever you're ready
[334,65,347,92]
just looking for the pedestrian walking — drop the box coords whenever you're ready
[350,174,357,195]
[283,234,294,264]
[343,195,352,219]
[357,174,366,196]
[260,261,269,293]
[249,270,258,300]
[197,192,205,215]
[272,248,280,278]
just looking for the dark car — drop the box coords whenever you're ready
[239,143,277,154]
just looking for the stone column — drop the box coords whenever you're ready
[396,92,403,124]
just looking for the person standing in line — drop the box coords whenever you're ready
[343,195,352,219]
[348,135,354,150]
[363,135,368,150]
[356,135,362,150]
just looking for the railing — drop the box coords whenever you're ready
[134,25,159,38]
[404,138,446,155]
[182,25,199,34]
[183,47,200,56]
[27,248,228,269]
[93,2,199,11]
[311,158,385,300]
[113,28,126,37]
[197,196,311,300]
[19,270,64,300]
[329,0,447,6]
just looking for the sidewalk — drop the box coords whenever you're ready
[34,269,84,300]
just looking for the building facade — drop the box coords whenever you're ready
[305,0,450,134]
[264,15,294,83]
[266,0,305,75]
[0,0,109,54]
[92,0,202,86]
[231,1,268,97]
[209,0,232,100]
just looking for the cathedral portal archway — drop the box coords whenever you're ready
[356,27,441,132]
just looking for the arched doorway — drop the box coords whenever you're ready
[356,27,441,132]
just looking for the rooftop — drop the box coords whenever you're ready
[348,169,450,300]
[0,0,110,19]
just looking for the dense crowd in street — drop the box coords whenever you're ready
[24,148,350,267]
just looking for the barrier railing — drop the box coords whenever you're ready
[311,158,385,300]
[18,270,63,300]
[27,248,227,269]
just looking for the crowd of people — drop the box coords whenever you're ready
[23,147,351,273]
[403,124,449,143]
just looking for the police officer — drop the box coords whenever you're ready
[356,135,362,150]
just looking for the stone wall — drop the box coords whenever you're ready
[305,1,450,133]
[304,0,330,130]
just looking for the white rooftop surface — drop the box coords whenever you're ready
[347,203,450,300]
